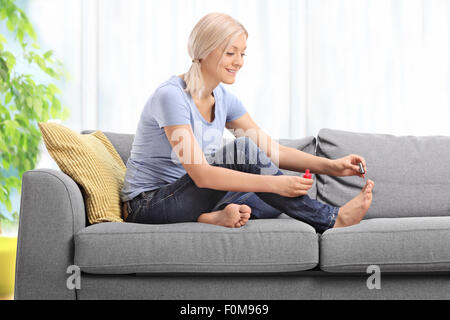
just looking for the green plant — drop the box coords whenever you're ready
[0,0,70,232]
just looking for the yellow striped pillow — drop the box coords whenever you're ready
[38,122,126,224]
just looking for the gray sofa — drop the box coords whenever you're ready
[14,128,450,300]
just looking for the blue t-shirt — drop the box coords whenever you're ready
[121,75,247,202]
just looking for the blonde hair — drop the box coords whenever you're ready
[184,12,248,99]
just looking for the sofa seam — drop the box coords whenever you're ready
[321,228,450,238]
[321,260,450,268]
[75,231,317,236]
[76,229,317,236]
[77,261,318,268]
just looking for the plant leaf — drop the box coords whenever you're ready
[5,91,12,104]
[0,57,8,81]
[43,50,53,60]
[50,96,61,118]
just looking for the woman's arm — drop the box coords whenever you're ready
[226,113,367,177]
[163,124,312,197]
[225,113,334,174]
[278,145,333,174]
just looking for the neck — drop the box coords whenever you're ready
[180,71,218,100]
[198,70,219,99]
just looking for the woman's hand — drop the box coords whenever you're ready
[329,154,367,178]
[274,175,314,198]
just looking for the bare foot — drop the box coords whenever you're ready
[198,203,251,228]
[234,204,251,227]
[333,179,374,228]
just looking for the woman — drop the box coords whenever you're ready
[121,12,375,233]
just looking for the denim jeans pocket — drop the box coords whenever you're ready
[148,178,191,209]
[142,189,158,202]
[125,201,133,222]
[127,193,169,224]
[127,197,147,223]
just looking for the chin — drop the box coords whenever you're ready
[221,77,236,85]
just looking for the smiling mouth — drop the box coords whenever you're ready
[226,68,237,75]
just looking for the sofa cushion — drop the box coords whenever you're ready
[320,217,450,273]
[316,128,450,219]
[75,218,319,274]
[39,123,126,224]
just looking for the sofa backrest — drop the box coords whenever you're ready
[316,128,450,219]
[83,128,450,219]
[83,131,318,200]
[276,137,318,199]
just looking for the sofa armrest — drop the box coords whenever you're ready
[15,169,86,300]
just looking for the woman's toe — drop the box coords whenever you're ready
[239,204,251,214]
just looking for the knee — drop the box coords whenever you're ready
[233,136,261,165]
[234,136,257,152]
[234,136,250,145]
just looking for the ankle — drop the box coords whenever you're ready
[333,209,345,228]
[197,212,213,223]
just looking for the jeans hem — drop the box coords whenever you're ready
[326,206,340,229]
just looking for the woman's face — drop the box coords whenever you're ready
[202,33,247,85]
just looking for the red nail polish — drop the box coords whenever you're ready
[303,169,312,179]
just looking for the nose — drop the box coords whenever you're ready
[233,54,244,68]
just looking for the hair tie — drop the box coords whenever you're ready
[192,58,201,64]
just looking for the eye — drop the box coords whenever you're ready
[226,52,247,57]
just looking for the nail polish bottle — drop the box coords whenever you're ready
[359,163,365,179]
[303,169,312,179]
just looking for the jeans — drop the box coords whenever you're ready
[126,136,339,233]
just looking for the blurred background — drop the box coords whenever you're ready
[22,0,450,139]
[2,0,450,298]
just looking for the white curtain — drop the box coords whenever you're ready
[307,0,450,136]
[27,0,450,146]
[93,0,302,139]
